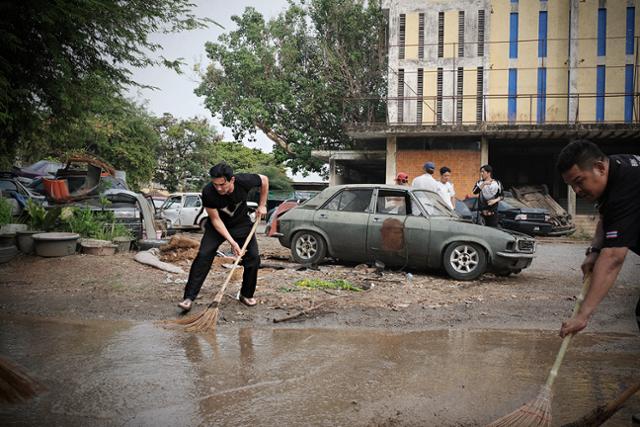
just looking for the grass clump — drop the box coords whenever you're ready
[294,278,362,292]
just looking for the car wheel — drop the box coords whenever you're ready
[443,242,487,281]
[291,231,326,264]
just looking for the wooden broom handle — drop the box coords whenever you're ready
[211,218,261,305]
[545,273,592,389]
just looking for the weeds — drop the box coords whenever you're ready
[0,197,13,225]
[294,278,362,292]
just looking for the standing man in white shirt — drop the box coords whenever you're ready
[412,161,440,194]
[438,166,456,209]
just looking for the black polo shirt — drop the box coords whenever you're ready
[201,173,261,229]
[597,154,640,254]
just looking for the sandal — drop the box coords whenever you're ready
[178,298,192,311]
[238,295,257,307]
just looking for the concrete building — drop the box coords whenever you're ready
[315,0,640,229]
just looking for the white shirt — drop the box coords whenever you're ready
[412,173,440,193]
[438,181,455,209]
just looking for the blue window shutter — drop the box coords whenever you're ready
[538,11,548,58]
[597,8,607,57]
[625,64,634,122]
[537,68,547,123]
[596,65,605,122]
[509,13,519,59]
[508,68,517,122]
[626,7,635,55]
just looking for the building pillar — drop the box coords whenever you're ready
[567,185,576,218]
[386,136,397,184]
[329,158,338,187]
[567,0,579,123]
[480,136,489,166]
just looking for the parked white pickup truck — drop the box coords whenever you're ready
[157,192,257,231]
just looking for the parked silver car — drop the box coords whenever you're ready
[276,184,536,280]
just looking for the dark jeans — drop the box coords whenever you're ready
[482,212,499,227]
[183,222,260,301]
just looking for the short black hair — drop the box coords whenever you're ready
[480,164,492,174]
[556,140,606,174]
[209,162,234,180]
[440,166,451,175]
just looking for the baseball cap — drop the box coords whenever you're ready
[423,161,435,171]
[395,172,409,182]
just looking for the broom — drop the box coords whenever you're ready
[174,218,260,333]
[486,273,592,427]
[0,356,45,403]
[561,380,640,427]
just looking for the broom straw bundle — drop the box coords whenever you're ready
[174,218,260,333]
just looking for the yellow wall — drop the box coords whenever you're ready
[546,68,568,122]
[444,11,459,58]
[546,0,570,122]
[605,0,627,121]
[488,0,511,122]
[519,0,539,70]
[463,68,478,124]
[423,69,438,124]
[576,0,598,122]
[405,12,420,60]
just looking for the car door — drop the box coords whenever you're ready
[313,188,373,260]
[160,195,183,227]
[366,189,410,267]
[181,195,202,227]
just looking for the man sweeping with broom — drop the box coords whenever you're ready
[178,162,268,312]
[557,140,640,424]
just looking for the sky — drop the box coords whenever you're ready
[128,0,325,182]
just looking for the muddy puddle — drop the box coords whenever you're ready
[0,318,638,426]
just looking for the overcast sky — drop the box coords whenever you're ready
[128,0,325,182]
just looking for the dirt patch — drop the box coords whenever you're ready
[0,231,639,334]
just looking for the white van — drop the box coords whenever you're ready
[158,192,257,231]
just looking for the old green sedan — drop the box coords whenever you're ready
[276,184,536,280]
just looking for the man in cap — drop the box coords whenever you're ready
[411,162,440,194]
[394,172,409,186]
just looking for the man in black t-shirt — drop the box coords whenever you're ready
[556,140,640,422]
[178,163,268,311]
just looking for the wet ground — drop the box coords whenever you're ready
[1,317,638,426]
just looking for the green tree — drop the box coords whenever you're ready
[154,114,221,192]
[196,0,386,175]
[0,0,210,168]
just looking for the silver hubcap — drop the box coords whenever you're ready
[295,234,318,260]
[449,245,479,274]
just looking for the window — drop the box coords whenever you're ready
[417,68,424,124]
[438,12,445,57]
[456,67,464,123]
[597,8,606,57]
[458,11,465,57]
[625,64,634,122]
[437,67,443,124]
[538,11,547,58]
[476,67,484,122]
[0,180,18,193]
[627,7,635,55]
[399,14,406,59]
[323,189,373,213]
[596,65,605,122]
[509,12,519,59]
[477,10,485,56]
[184,195,201,208]
[537,67,547,123]
[508,68,517,122]
[377,190,408,215]
[418,13,425,60]
[397,69,405,123]
[162,196,182,210]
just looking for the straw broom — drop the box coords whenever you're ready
[0,356,45,403]
[174,218,260,333]
[486,273,592,427]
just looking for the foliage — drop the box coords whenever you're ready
[294,278,362,292]
[196,1,386,175]
[153,114,221,192]
[60,207,132,240]
[0,0,210,168]
[21,200,61,231]
[0,198,13,225]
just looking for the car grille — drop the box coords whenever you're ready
[517,240,535,253]
[527,213,546,221]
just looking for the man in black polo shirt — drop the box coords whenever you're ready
[178,162,268,311]
[556,140,640,422]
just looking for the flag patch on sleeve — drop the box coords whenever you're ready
[605,231,619,239]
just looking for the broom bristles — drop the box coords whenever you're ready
[486,386,552,427]
[0,356,45,403]
[172,305,221,333]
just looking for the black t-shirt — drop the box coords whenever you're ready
[597,154,640,254]
[201,173,261,229]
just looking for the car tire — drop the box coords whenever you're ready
[442,242,487,281]
[495,270,512,277]
[291,231,326,265]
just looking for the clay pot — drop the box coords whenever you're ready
[80,239,117,256]
[16,230,41,254]
[32,232,79,257]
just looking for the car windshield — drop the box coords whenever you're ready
[412,190,456,217]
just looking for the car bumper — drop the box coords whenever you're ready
[494,251,535,271]
[501,220,553,236]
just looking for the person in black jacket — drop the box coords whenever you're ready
[178,163,268,311]
[556,140,640,423]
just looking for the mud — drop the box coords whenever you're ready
[0,317,638,426]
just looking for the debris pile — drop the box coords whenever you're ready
[159,235,200,262]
